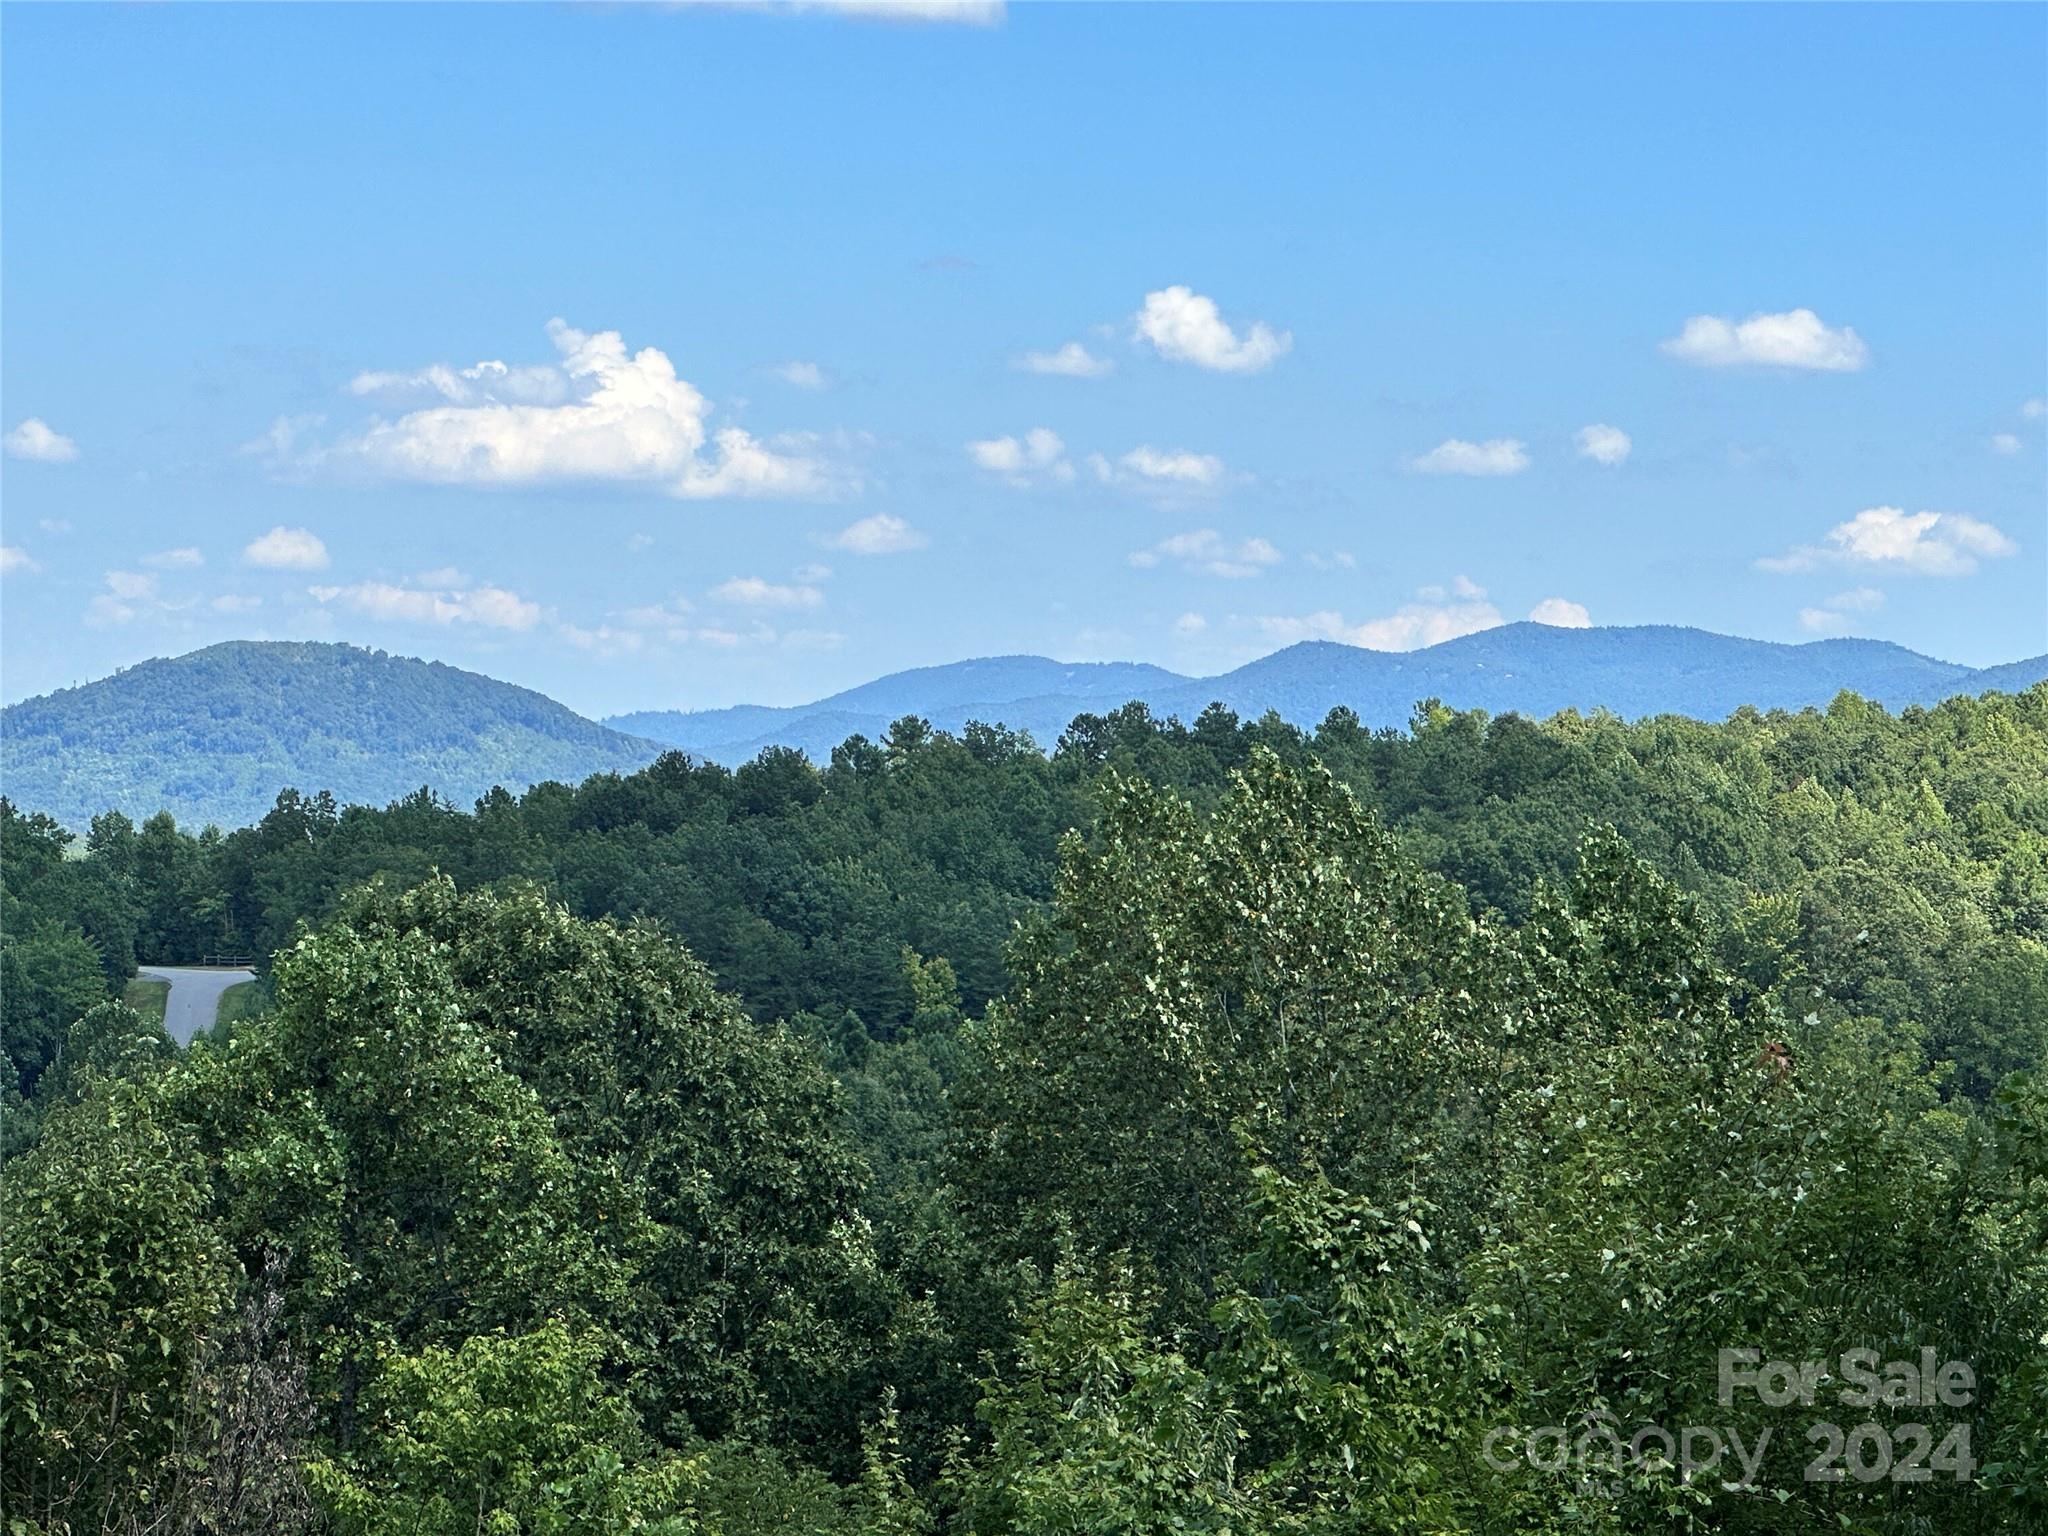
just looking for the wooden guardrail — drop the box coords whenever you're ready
[199,954,256,969]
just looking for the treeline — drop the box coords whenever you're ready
[2,687,2045,1531]
[8,688,2045,1102]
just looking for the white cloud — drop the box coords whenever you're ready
[698,0,1004,23]
[711,576,825,609]
[1992,433,2022,456]
[1254,583,1504,653]
[576,599,842,657]
[4,417,79,462]
[1016,341,1113,378]
[556,621,648,657]
[831,512,927,554]
[1097,444,1220,493]
[1,546,40,576]
[1797,586,1885,635]
[211,594,263,615]
[144,547,205,569]
[774,361,828,390]
[240,413,324,466]
[340,319,830,500]
[348,360,568,405]
[243,526,331,570]
[1128,529,1281,580]
[967,426,1073,485]
[1305,550,1357,571]
[310,579,541,630]
[1173,611,1208,635]
[85,571,162,626]
[1528,597,1592,628]
[1409,438,1530,476]
[1661,308,1869,371]
[2023,398,2046,420]
[1575,423,1631,466]
[37,518,71,535]
[1758,508,2017,577]
[1113,446,1225,485]
[1133,286,1290,373]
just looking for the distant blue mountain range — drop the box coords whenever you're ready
[5,627,2042,829]
[610,624,2048,765]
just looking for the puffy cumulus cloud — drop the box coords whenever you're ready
[831,512,927,554]
[243,526,331,570]
[1575,423,1631,466]
[1758,508,2017,577]
[1253,578,1503,652]
[711,576,825,609]
[1661,308,1869,371]
[2,545,41,576]
[1992,433,2021,456]
[1128,529,1281,580]
[340,320,832,500]
[1305,550,1357,571]
[1409,438,1530,476]
[2024,398,2047,420]
[967,427,1073,485]
[1528,597,1592,628]
[774,361,828,390]
[1016,341,1113,378]
[211,594,262,615]
[5,417,79,462]
[144,547,205,569]
[1099,445,1226,486]
[1133,286,1290,373]
[309,579,541,631]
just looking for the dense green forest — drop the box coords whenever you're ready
[0,641,663,832]
[4,686,2045,1532]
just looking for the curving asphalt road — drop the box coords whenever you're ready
[137,966,257,1046]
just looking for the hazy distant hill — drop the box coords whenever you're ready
[610,656,1190,765]
[7,629,2041,829]
[2,641,662,830]
[613,625,2043,764]
[1959,653,2048,695]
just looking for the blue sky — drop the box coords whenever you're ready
[3,1,2043,717]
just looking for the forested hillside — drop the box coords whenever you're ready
[4,685,2045,1531]
[0,641,663,830]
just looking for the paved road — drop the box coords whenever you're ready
[137,966,257,1045]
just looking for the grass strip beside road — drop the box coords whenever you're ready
[122,976,170,1025]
